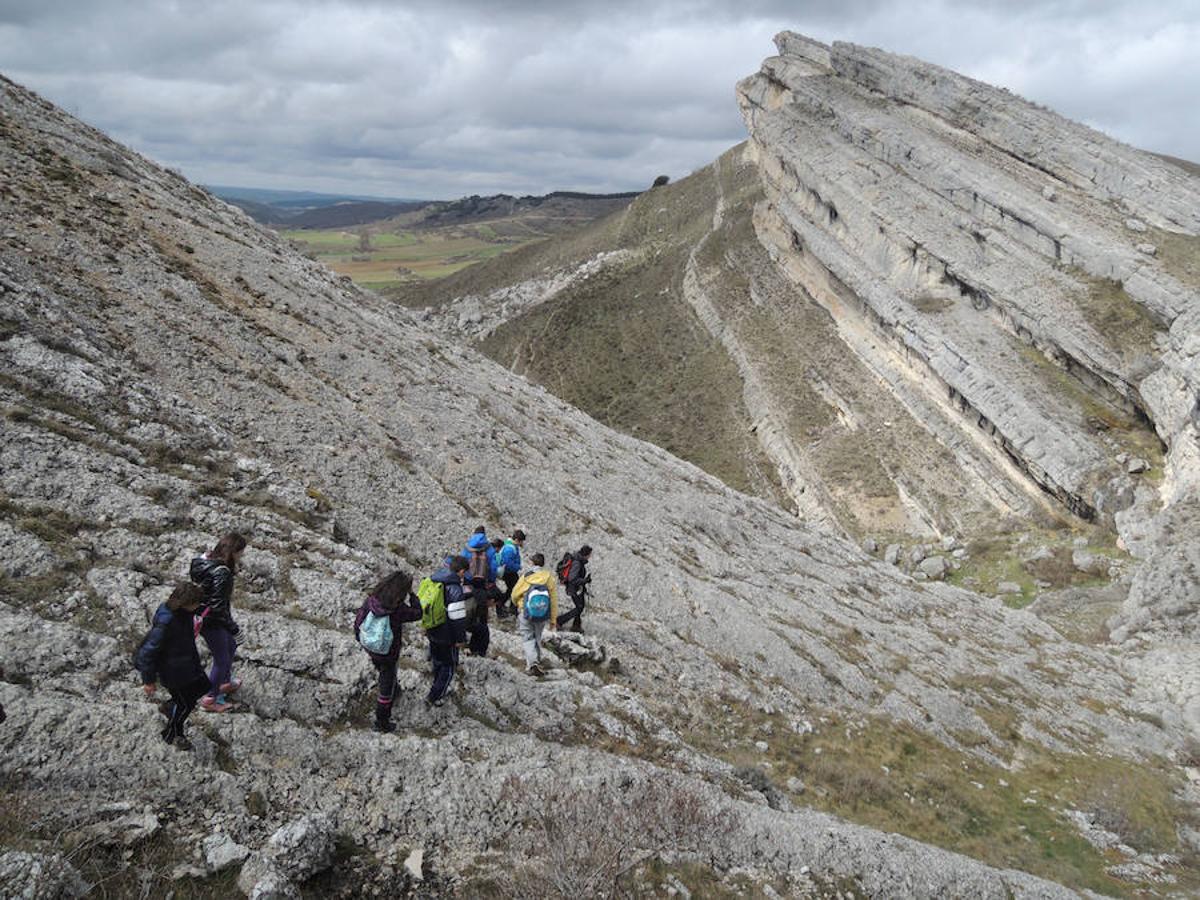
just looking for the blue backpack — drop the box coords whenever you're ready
[359,611,393,655]
[525,584,551,622]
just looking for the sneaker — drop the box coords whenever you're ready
[218,678,243,695]
[200,695,233,713]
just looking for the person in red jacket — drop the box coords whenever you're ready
[354,570,421,733]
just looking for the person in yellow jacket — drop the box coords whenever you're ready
[511,553,558,676]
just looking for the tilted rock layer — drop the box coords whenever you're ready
[1,33,1199,898]
[738,33,1200,536]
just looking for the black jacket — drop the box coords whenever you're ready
[564,554,590,595]
[134,603,205,687]
[190,555,238,634]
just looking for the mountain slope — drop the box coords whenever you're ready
[0,58,1198,900]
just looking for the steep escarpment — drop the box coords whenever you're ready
[1,63,1199,900]
[738,33,1200,537]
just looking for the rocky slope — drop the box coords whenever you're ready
[0,42,1198,900]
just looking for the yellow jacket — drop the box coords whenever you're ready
[512,568,558,622]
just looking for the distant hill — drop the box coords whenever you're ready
[209,182,642,231]
[205,185,428,226]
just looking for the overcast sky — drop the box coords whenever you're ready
[1,1,1197,199]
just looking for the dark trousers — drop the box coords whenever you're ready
[466,581,492,655]
[201,626,235,698]
[162,673,211,743]
[427,640,458,704]
[467,601,491,655]
[556,590,586,631]
[373,657,397,724]
[497,571,519,617]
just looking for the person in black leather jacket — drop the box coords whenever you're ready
[190,532,247,712]
[134,582,210,747]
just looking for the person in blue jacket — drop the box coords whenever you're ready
[134,581,211,748]
[496,529,525,618]
[462,527,498,656]
[426,556,470,706]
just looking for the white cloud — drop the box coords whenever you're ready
[0,0,1196,198]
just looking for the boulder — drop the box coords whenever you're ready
[0,851,88,900]
[1072,549,1108,576]
[918,556,948,581]
[238,814,336,897]
[204,832,251,872]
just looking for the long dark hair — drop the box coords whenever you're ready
[208,532,248,572]
[371,570,413,611]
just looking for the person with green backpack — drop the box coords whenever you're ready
[511,553,558,676]
[419,555,470,706]
[354,571,421,733]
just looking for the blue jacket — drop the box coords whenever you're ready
[498,540,521,578]
[134,603,205,687]
[463,533,498,583]
[427,568,469,645]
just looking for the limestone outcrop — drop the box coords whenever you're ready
[737,33,1200,537]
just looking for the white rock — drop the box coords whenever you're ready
[403,848,424,881]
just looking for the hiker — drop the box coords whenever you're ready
[423,555,470,706]
[496,529,526,619]
[190,532,247,713]
[556,545,593,633]
[134,582,212,748]
[511,552,557,676]
[462,527,498,656]
[354,570,421,733]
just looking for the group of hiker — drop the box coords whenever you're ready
[133,527,595,745]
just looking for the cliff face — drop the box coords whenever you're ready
[737,33,1200,537]
[1,38,1199,899]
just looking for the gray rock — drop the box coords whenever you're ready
[997,582,1023,595]
[1126,457,1150,474]
[204,832,251,872]
[884,544,901,565]
[1072,549,1108,576]
[918,556,948,580]
[0,852,88,900]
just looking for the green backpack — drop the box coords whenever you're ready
[417,577,447,630]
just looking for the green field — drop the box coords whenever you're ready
[280,221,560,289]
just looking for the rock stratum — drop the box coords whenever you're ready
[1,33,1199,900]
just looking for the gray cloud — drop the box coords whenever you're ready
[1,1,1196,198]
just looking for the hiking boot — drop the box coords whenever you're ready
[218,678,243,695]
[527,664,545,677]
[200,695,233,713]
[173,736,194,751]
[372,718,396,734]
